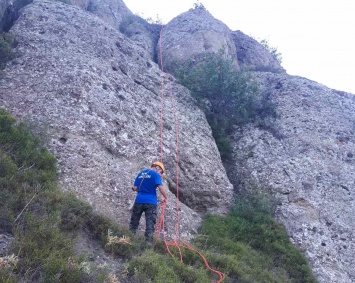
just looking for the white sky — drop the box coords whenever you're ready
[124,0,355,94]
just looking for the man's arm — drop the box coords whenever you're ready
[157,185,167,202]
[131,186,138,192]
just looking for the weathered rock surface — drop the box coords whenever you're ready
[0,0,233,240]
[1,0,355,281]
[0,233,13,257]
[82,0,160,61]
[231,72,355,282]
[84,0,132,31]
[118,14,161,62]
[157,5,238,74]
[161,7,354,281]
[232,30,285,73]
[69,0,90,10]
[0,0,33,32]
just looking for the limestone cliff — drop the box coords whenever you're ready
[232,30,285,73]
[154,6,355,282]
[1,0,354,282]
[231,73,355,282]
[0,0,233,241]
[157,5,238,74]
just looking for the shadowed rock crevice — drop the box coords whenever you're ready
[0,0,33,32]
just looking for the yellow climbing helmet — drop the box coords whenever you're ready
[151,161,165,173]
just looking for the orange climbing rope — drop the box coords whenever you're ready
[155,27,225,283]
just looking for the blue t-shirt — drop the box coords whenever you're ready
[134,169,163,205]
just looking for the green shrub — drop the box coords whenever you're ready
[0,151,17,177]
[0,33,16,69]
[128,249,211,283]
[260,39,282,64]
[55,0,69,3]
[57,192,93,231]
[0,269,17,283]
[119,14,154,37]
[195,200,317,283]
[178,52,258,125]
[0,109,115,282]
[0,109,57,177]
[178,51,276,160]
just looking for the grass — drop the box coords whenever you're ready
[0,108,119,282]
[124,202,317,283]
[194,204,317,283]
[0,108,317,282]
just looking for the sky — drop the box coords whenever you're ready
[123,0,355,94]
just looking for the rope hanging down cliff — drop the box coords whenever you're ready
[155,27,225,283]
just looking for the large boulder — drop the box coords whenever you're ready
[232,30,285,73]
[68,0,90,10]
[0,0,234,238]
[157,5,238,74]
[231,72,355,282]
[85,0,132,30]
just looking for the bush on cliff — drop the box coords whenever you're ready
[178,51,276,160]
[0,33,16,70]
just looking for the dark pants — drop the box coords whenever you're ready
[129,203,157,242]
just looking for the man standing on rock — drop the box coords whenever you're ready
[129,161,167,245]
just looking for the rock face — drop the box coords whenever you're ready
[1,0,355,282]
[84,0,132,31]
[232,30,285,73]
[0,0,33,32]
[0,0,233,239]
[118,15,161,62]
[231,72,355,282]
[157,5,238,74]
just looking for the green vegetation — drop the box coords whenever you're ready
[119,15,147,37]
[260,39,283,64]
[0,33,16,70]
[55,0,70,4]
[193,1,206,9]
[124,194,316,283]
[0,109,316,282]
[178,52,276,160]
[0,108,131,282]
[119,14,162,62]
[119,14,162,37]
[194,198,317,283]
[141,14,163,25]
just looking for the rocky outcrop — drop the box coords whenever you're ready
[157,5,238,74]
[0,0,33,32]
[232,30,285,73]
[231,72,355,282]
[1,0,355,281]
[154,5,354,280]
[118,14,161,62]
[85,0,132,31]
[69,0,90,10]
[0,0,233,239]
